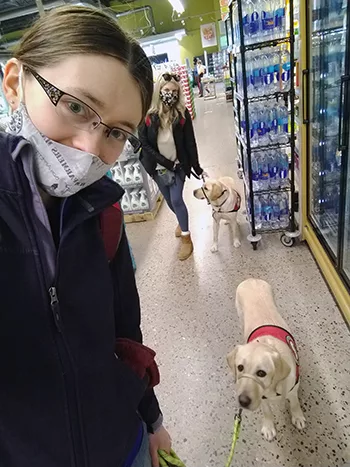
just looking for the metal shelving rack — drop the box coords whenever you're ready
[230,0,300,249]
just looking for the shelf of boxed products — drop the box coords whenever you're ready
[174,64,196,120]
[110,144,160,215]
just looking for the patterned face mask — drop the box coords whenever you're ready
[160,90,179,107]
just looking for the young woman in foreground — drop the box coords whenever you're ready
[0,6,170,467]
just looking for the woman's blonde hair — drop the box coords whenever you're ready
[148,74,187,128]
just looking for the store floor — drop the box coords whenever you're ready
[126,93,350,467]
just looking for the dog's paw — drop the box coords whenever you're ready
[292,413,306,430]
[261,422,277,441]
[234,239,241,248]
[210,244,218,253]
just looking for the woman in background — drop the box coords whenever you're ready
[196,59,206,97]
[139,73,205,261]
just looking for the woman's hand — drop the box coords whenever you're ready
[149,426,172,467]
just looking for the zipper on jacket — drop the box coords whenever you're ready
[49,286,62,333]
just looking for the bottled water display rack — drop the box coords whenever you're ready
[230,0,300,249]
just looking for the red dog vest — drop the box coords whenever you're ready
[248,325,300,387]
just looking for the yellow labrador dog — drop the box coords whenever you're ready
[193,177,241,253]
[227,278,306,441]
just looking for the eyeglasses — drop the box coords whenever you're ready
[24,67,141,153]
[162,73,181,83]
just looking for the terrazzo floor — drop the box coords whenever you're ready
[126,93,350,467]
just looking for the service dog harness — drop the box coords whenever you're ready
[201,187,241,220]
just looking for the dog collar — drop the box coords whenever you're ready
[247,325,300,396]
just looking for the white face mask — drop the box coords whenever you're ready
[6,101,112,198]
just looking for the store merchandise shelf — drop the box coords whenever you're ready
[232,35,291,54]
[235,90,290,104]
[244,35,291,51]
[312,127,339,140]
[243,174,291,195]
[256,227,291,234]
[311,25,344,36]
[122,182,144,190]
[236,132,291,152]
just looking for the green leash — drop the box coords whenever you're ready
[225,409,243,467]
[157,409,242,467]
[158,449,186,467]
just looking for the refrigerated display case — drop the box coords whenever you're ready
[300,0,350,322]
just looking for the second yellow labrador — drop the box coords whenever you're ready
[193,177,241,252]
[227,278,306,441]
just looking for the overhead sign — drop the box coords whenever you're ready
[200,23,218,48]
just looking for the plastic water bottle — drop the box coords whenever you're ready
[277,104,289,143]
[268,103,278,141]
[252,152,261,191]
[250,107,259,147]
[253,55,263,94]
[261,0,275,40]
[249,0,261,43]
[327,36,341,87]
[254,195,262,229]
[274,0,286,38]
[280,46,291,91]
[243,0,259,44]
[271,49,281,91]
[246,51,255,97]
[261,195,272,228]
[232,2,240,45]
[257,105,269,145]
[279,192,289,228]
[259,152,270,190]
[268,151,280,189]
[279,151,289,187]
[263,52,275,93]
[270,194,281,229]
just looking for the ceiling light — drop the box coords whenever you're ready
[168,0,185,14]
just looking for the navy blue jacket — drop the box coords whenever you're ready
[0,133,161,467]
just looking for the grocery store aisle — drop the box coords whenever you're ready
[126,93,350,467]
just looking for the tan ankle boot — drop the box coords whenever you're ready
[175,225,182,238]
[178,234,193,261]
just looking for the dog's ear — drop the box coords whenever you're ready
[210,182,224,201]
[227,346,241,382]
[271,351,291,393]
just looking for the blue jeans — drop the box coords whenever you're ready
[130,425,152,467]
[154,170,189,232]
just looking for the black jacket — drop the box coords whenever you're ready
[139,108,203,178]
[0,133,161,467]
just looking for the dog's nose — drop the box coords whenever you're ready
[239,394,252,408]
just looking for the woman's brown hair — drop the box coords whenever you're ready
[13,5,153,121]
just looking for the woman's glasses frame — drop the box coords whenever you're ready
[24,66,142,153]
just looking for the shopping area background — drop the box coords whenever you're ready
[1,0,350,466]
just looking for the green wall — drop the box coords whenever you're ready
[111,0,221,64]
